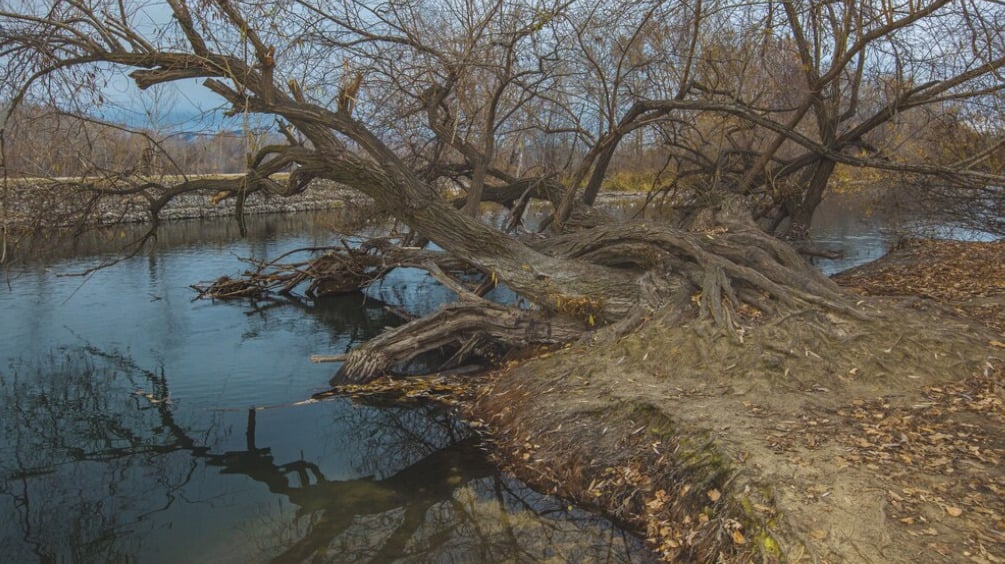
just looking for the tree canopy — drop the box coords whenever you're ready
[2,0,1004,377]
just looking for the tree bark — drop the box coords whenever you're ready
[333,301,586,384]
[787,158,836,238]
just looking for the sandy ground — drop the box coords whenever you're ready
[465,239,1005,563]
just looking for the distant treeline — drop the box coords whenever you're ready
[2,104,257,178]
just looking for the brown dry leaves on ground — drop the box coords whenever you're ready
[835,239,1005,335]
[834,376,1005,556]
[321,239,1005,563]
[759,368,1005,562]
[467,238,1005,563]
[834,239,1005,301]
[824,238,1005,561]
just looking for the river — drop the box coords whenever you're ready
[2,198,988,563]
[0,211,654,563]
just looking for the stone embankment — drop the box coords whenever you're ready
[152,179,362,221]
[2,177,364,227]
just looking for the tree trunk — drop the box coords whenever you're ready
[787,159,836,238]
[332,301,586,384]
[463,160,488,216]
[316,153,642,320]
[581,144,618,206]
[292,176,864,382]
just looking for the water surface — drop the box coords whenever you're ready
[6,196,990,562]
[0,212,652,563]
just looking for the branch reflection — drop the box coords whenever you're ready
[0,348,654,563]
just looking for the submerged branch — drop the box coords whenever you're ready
[190,238,479,300]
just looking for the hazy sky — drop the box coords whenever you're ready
[87,2,240,132]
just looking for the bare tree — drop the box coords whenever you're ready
[0,0,1001,383]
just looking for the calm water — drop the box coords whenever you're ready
[4,199,990,563]
[806,196,999,274]
[0,212,653,563]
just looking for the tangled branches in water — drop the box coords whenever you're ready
[190,241,383,300]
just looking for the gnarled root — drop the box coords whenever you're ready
[332,302,586,385]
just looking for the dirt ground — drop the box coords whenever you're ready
[462,239,1005,563]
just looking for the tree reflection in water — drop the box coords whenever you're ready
[0,347,654,563]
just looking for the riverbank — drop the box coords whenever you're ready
[1,176,364,227]
[462,239,1004,562]
[1,177,647,229]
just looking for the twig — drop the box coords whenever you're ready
[311,354,347,363]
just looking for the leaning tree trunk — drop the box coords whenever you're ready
[264,117,868,386]
[314,151,642,319]
[787,158,837,239]
[310,155,868,383]
[331,301,588,384]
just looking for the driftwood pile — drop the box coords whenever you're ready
[191,242,379,299]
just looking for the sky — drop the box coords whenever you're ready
[78,2,253,133]
[99,75,239,132]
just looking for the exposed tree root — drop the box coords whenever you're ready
[531,218,867,334]
[332,301,586,384]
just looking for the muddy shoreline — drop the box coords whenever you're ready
[461,239,1005,563]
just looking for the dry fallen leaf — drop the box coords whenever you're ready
[707,488,721,502]
[945,506,963,517]
[732,529,746,544]
[810,529,827,540]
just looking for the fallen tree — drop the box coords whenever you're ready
[3,1,1005,560]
